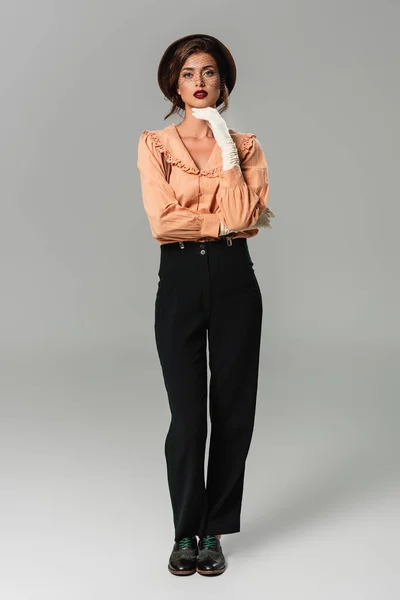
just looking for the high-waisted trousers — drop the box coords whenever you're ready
[154,236,263,542]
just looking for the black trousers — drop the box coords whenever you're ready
[154,237,263,541]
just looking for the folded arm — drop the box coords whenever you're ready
[137,132,221,241]
[216,135,270,232]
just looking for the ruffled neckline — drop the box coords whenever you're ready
[142,123,256,177]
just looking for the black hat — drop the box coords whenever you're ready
[157,33,237,107]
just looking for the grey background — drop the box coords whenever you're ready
[1,0,399,598]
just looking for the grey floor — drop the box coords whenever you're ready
[1,340,398,600]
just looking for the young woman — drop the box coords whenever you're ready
[137,33,274,577]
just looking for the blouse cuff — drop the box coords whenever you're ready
[220,165,245,189]
[200,213,222,238]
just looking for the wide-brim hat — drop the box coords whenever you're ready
[157,33,237,107]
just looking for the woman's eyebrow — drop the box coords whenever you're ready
[181,65,215,71]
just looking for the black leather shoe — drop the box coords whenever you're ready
[196,534,226,576]
[168,535,198,576]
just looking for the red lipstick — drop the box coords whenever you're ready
[194,90,208,98]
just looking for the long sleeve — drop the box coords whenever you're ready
[137,132,221,241]
[216,135,269,232]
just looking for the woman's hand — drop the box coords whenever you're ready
[192,107,240,171]
[191,107,231,147]
[244,207,275,230]
[219,207,275,237]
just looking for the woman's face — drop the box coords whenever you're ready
[176,52,222,109]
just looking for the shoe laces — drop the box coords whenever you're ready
[177,536,194,549]
[201,535,218,548]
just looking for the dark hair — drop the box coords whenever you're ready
[163,37,230,120]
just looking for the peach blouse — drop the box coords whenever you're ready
[137,123,270,245]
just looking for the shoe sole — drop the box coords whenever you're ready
[168,564,196,576]
[196,566,226,576]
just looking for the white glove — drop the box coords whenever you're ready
[219,207,275,237]
[219,221,232,236]
[243,207,275,230]
[192,107,240,171]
